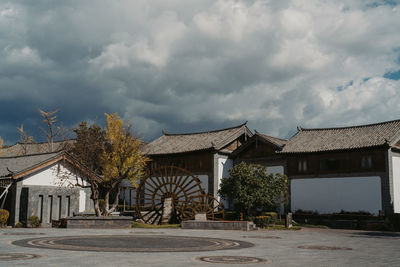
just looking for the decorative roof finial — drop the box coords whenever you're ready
[297,126,302,131]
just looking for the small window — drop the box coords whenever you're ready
[361,155,373,169]
[297,159,307,173]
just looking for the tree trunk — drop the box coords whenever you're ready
[106,186,121,215]
[90,182,101,216]
[103,191,110,216]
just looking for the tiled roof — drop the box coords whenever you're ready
[0,151,101,182]
[0,152,60,177]
[255,131,287,148]
[1,140,74,157]
[230,131,287,157]
[281,119,400,153]
[144,123,252,155]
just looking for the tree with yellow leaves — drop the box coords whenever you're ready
[71,113,149,216]
[100,113,149,215]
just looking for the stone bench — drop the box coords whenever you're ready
[181,220,257,231]
[63,216,133,229]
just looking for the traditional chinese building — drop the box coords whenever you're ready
[0,152,95,226]
[281,119,400,215]
[143,123,253,203]
[230,131,287,175]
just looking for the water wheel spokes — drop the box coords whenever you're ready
[136,166,205,224]
[181,193,225,221]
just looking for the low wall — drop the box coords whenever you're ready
[181,220,257,231]
[64,216,133,229]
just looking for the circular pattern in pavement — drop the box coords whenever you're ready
[0,253,42,261]
[298,245,353,251]
[196,256,269,264]
[242,235,281,239]
[12,235,254,252]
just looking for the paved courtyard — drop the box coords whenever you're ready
[1,227,400,266]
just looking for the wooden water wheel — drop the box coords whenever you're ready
[136,166,205,225]
[181,193,225,221]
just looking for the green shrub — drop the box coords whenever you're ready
[224,211,241,221]
[253,216,271,228]
[0,209,9,227]
[27,216,40,228]
[261,212,278,223]
[15,222,24,228]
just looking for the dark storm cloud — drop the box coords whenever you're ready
[1,0,400,145]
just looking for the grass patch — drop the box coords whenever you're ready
[293,222,330,229]
[262,225,302,230]
[131,222,180,229]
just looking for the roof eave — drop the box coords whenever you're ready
[279,143,389,154]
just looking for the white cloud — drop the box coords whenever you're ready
[5,46,42,65]
[1,0,400,142]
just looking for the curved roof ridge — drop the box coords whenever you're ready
[300,119,400,131]
[256,131,287,142]
[0,151,61,159]
[162,121,248,136]
[11,139,74,146]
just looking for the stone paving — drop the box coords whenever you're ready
[1,227,400,266]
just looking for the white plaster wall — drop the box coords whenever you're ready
[266,166,284,175]
[291,177,382,215]
[392,156,400,213]
[217,158,233,208]
[79,190,86,212]
[22,163,88,187]
[197,174,209,193]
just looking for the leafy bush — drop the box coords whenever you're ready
[253,216,271,228]
[224,211,241,221]
[28,216,40,228]
[0,209,9,227]
[261,212,278,224]
[218,162,288,217]
[15,222,24,228]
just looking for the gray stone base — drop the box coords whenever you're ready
[181,220,257,231]
[64,216,133,229]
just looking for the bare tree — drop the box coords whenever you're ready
[39,109,71,152]
[17,125,35,155]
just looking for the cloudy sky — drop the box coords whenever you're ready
[1,0,400,144]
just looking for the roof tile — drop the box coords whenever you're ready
[281,119,400,153]
[144,123,252,155]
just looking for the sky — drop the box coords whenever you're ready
[1,0,400,144]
